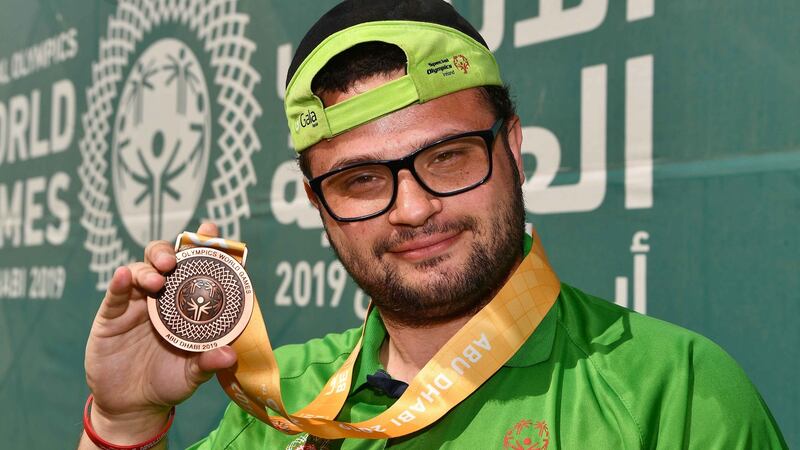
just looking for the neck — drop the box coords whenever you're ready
[378,254,524,383]
[379,314,472,384]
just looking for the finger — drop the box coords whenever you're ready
[196,222,219,237]
[129,261,166,294]
[143,240,176,273]
[188,346,238,385]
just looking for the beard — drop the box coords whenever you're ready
[327,152,527,328]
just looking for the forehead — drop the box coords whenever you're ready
[305,87,495,176]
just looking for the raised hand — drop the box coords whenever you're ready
[80,223,237,448]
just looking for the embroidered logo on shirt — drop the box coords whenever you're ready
[502,419,550,450]
[286,433,331,450]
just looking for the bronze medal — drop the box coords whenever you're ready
[148,246,254,352]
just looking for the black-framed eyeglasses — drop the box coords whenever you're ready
[308,119,505,222]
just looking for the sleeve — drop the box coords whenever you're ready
[676,337,788,450]
[559,287,788,449]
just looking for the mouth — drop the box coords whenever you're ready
[386,229,463,263]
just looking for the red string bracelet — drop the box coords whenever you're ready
[83,394,175,450]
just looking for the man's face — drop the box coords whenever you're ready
[305,75,526,327]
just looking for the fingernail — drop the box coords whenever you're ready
[157,253,174,268]
[147,272,164,286]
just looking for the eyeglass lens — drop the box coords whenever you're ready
[320,135,490,220]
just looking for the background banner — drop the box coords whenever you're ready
[0,1,796,447]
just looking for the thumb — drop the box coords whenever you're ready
[196,222,219,237]
[98,266,135,320]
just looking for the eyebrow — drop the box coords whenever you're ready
[325,127,469,173]
[327,153,387,172]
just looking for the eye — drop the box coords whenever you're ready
[348,174,380,187]
[432,151,456,163]
[336,169,389,193]
[428,148,468,166]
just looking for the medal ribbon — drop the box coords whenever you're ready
[177,231,560,440]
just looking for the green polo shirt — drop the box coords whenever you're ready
[188,283,786,449]
[189,232,785,448]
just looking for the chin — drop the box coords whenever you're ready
[403,247,471,273]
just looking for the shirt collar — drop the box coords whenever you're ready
[505,231,558,367]
[350,306,388,394]
[503,295,558,367]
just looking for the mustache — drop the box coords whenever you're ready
[373,217,478,257]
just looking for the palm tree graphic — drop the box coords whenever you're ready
[163,47,201,115]
[123,60,158,125]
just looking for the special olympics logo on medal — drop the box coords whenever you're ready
[79,0,262,289]
[177,276,225,323]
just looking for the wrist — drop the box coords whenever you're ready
[84,395,174,449]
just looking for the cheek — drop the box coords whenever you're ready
[455,153,512,209]
[447,169,516,225]
[486,151,521,199]
[325,219,376,253]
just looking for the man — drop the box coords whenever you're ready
[80,1,787,449]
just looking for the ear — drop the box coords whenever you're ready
[304,181,321,210]
[504,115,525,184]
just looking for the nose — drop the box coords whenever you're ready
[387,170,441,227]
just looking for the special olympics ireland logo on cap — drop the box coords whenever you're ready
[79,0,262,289]
[453,54,470,74]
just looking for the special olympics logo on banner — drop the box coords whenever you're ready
[79,0,261,289]
[112,39,211,247]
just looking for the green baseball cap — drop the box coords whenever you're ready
[285,0,503,152]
